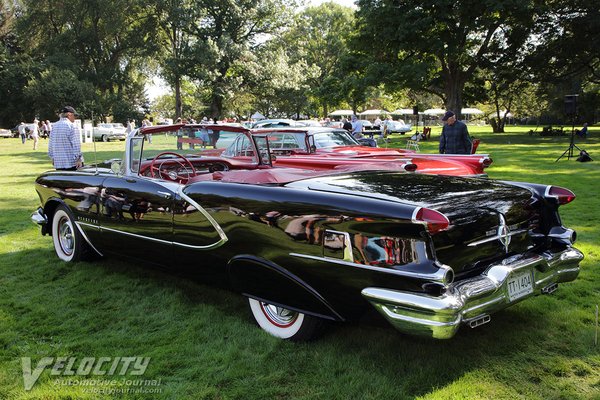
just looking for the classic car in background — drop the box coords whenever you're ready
[252,119,303,129]
[0,128,13,138]
[383,119,412,134]
[32,124,583,341]
[93,123,127,142]
[250,127,492,176]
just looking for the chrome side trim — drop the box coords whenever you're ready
[289,252,453,284]
[467,228,528,247]
[78,222,226,251]
[361,246,583,339]
[177,188,228,246]
[74,222,104,257]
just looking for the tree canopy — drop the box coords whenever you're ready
[0,0,598,127]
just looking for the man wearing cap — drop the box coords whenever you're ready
[439,110,472,154]
[48,106,83,170]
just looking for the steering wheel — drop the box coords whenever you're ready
[149,152,196,184]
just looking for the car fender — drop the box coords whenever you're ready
[41,198,102,256]
[227,255,343,321]
[41,197,68,235]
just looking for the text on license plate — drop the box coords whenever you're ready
[507,270,534,302]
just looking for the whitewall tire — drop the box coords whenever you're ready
[51,205,86,262]
[248,298,322,341]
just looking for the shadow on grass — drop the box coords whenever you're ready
[1,244,596,398]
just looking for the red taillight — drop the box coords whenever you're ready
[412,207,450,234]
[404,163,418,172]
[545,186,576,205]
[482,157,493,167]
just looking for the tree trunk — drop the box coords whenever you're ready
[443,72,464,120]
[174,75,182,119]
[210,94,223,120]
[491,97,505,133]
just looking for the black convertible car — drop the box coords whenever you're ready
[32,124,583,340]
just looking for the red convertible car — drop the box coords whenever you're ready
[32,123,582,341]
[249,127,493,176]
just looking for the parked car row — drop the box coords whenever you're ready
[32,123,583,342]
[2,122,129,141]
[250,118,413,135]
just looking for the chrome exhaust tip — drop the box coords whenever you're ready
[467,314,491,329]
[548,227,576,245]
[542,283,558,294]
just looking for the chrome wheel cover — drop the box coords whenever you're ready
[58,216,74,256]
[260,303,298,328]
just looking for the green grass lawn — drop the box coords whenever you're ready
[0,127,599,399]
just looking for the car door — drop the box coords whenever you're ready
[96,176,176,265]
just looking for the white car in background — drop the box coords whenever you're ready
[93,123,127,142]
[0,128,13,138]
[382,120,412,134]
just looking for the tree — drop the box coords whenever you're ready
[240,46,315,118]
[355,0,539,118]
[181,0,298,119]
[16,0,158,121]
[528,0,600,85]
[525,0,600,124]
[282,2,355,116]
[152,0,197,119]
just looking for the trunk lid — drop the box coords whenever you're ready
[286,171,536,275]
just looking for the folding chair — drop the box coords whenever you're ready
[406,134,421,152]
[422,127,431,140]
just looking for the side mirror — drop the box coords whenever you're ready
[110,161,122,175]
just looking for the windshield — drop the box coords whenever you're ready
[312,130,359,148]
[131,126,240,173]
[139,127,238,159]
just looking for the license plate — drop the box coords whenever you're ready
[507,270,534,302]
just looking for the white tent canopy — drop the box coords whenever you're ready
[251,112,265,120]
[391,108,415,115]
[423,108,446,115]
[461,108,484,115]
[489,110,513,118]
[359,109,388,116]
[328,109,354,117]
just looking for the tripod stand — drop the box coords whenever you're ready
[555,118,582,162]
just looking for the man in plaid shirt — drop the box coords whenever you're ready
[48,106,83,170]
[439,110,472,154]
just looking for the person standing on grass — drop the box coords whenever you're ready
[31,119,39,150]
[18,122,27,144]
[48,106,83,170]
[351,115,364,139]
[439,110,472,154]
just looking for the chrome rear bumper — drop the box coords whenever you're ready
[361,247,583,339]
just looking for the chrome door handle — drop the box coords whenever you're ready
[157,191,172,199]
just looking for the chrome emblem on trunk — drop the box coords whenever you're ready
[497,214,511,253]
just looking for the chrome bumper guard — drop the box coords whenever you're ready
[31,207,47,226]
[361,247,583,339]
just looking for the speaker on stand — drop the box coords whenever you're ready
[556,94,582,162]
[413,106,419,134]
